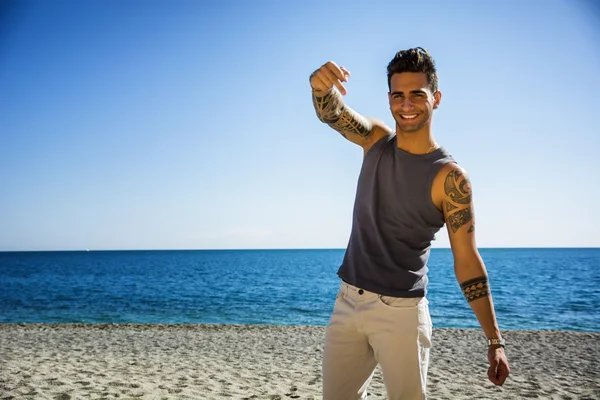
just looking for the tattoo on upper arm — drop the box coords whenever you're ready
[467,224,475,233]
[460,276,489,302]
[444,171,471,204]
[444,169,474,233]
[312,89,371,139]
[448,207,473,233]
[445,202,458,212]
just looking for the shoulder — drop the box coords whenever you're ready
[438,162,468,184]
[362,117,393,153]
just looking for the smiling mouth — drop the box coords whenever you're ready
[400,114,418,120]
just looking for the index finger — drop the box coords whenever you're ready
[340,66,351,79]
[318,73,347,95]
[324,61,349,82]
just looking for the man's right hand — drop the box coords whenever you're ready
[309,61,351,95]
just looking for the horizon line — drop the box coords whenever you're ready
[1,246,599,253]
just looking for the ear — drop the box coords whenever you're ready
[433,90,442,109]
[387,91,392,104]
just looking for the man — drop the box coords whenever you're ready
[310,47,510,400]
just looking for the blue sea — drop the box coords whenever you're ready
[0,248,598,331]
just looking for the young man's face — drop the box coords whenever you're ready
[388,72,441,134]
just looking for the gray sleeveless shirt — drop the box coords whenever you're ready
[338,134,455,297]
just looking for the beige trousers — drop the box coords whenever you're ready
[322,281,432,400]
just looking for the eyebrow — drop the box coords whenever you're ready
[390,89,427,96]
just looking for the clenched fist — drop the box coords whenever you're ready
[309,61,351,95]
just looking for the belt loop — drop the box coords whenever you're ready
[343,281,350,297]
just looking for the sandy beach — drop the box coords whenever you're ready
[0,324,598,400]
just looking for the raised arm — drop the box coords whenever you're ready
[432,163,510,386]
[309,61,390,150]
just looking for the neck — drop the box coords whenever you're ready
[395,127,437,154]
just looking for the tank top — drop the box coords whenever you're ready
[338,134,455,297]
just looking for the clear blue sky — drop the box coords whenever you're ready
[1,0,599,251]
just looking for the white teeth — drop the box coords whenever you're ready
[402,115,417,119]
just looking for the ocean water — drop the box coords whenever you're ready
[0,248,598,331]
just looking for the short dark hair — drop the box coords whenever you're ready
[386,47,438,93]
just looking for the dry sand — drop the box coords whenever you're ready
[1,324,598,399]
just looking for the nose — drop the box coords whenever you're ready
[399,97,415,111]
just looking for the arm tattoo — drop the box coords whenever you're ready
[448,207,473,233]
[445,202,458,212]
[312,89,372,139]
[445,169,474,233]
[460,276,490,303]
[467,223,475,233]
[444,170,471,204]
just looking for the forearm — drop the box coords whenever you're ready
[311,88,372,139]
[456,262,502,340]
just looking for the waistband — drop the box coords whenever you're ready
[339,280,426,305]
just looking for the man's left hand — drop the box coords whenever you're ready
[488,346,510,385]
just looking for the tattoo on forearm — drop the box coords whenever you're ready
[468,223,475,233]
[448,207,473,233]
[444,171,471,204]
[312,89,371,139]
[460,276,490,302]
[312,89,343,124]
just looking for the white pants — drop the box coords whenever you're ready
[322,281,432,400]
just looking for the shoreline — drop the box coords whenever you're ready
[1,324,599,399]
[3,322,598,334]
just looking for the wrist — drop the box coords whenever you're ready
[487,338,505,348]
[311,86,335,95]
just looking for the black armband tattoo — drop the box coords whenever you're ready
[312,89,371,139]
[460,276,490,303]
